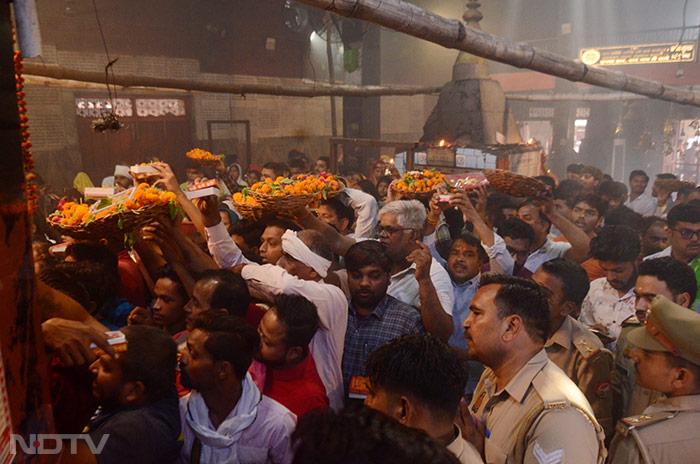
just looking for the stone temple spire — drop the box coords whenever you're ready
[453,1,488,80]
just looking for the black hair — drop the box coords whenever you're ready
[229,219,267,249]
[366,334,466,420]
[535,175,556,191]
[663,353,700,388]
[263,217,302,233]
[604,205,643,230]
[376,175,394,187]
[485,192,519,229]
[289,158,306,170]
[497,217,535,244]
[320,197,355,226]
[581,166,603,180]
[65,242,118,272]
[262,162,287,178]
[667,203,700,228]
[292,406,461,464]
[54,260,119,312]
[656,173,677,180]
[519,198,551,225]
[640,216,667,236]
[273,294,319,348]
[566,163,584,174]
[288,149,307,162]
[554,179,583,208]
[357,179,381,202]
[345,240,391,274]
[589,225,641,263]
[629,170,649,183]
[155,264,188,302]
[596,181,628,202]
[572,193,608,217]
[191,311,259,380]
[540,258,590,307]
[452,232,488,264]
[638,257,697,303]
[120,325,177,403]
[317,156,330,166]
[197,269,251,318]
[479,274,551,342]
[39,265,92,310]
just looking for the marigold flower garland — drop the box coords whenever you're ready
[13,38,37,215]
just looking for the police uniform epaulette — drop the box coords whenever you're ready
[620,315,640,327]
[615,412,678,436]
[573,333,602,361]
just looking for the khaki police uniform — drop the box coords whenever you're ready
[469,349,606,464]
[545,315,615,440]
[612,316,664,423]
[608,395,700,464]
[608,295,700,464]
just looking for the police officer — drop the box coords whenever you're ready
[458,274,606,463]
[533,258,615,442]
[614,257,697,424]
[608,295,700,463]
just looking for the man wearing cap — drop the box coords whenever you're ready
[608,295,700,464]
[613,257,697,424]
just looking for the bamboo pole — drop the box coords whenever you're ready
[326,13,338,137]
[506,92,650,102]
[22,62,441,97]
[294,0,700,107]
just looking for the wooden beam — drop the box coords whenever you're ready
[294,0,700,107]
[22,63,441,97]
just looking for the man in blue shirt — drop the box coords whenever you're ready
[341,241,424,397]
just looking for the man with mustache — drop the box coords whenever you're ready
[459,275,605,463]
[608,296,700,464]
[560,193,607,240]
[579,226,640,352]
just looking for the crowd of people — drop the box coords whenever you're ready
[30,152,700,463]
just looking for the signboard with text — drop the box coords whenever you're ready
[580,42,696,66]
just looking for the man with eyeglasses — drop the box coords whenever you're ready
[645,202,700,309]
[497,217,535,279]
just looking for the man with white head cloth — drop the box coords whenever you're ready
[200,199,347,410]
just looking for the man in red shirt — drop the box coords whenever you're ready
[250,294,329,417]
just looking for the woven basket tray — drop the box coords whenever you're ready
[483,169,547,198]
[390,185,437,200]
[233,201,268,221]
[654,178,696,192]
[249,190,316,211]
[48,203,170,242]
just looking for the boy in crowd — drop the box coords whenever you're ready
[580,226,640,350]
[61,325,181,463]
[365,334,482,464]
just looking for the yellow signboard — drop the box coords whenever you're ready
[579,42,695,66]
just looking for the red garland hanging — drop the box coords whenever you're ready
[13,43,37,215]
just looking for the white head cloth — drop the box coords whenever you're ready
[281,229,331,278]
[114,165,130,177]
